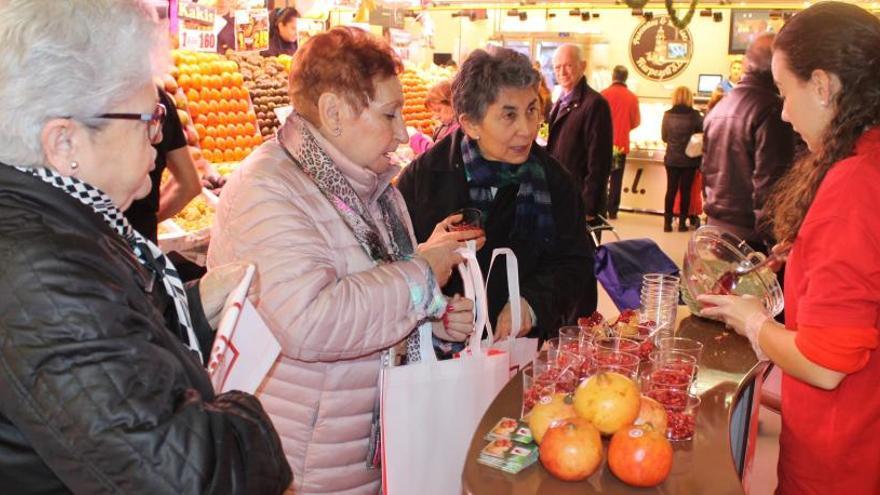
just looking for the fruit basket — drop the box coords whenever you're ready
[681,226,784,317]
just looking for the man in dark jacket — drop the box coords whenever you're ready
[547,44,614,226]
[702,33,795,247]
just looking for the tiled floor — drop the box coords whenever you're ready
[600,211,781,495]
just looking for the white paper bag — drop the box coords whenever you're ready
[207,265,281,394]
[380,249,509,495]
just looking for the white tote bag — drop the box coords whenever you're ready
[207,265,281,394]
[485,248,539,376]
[380,248,510,495]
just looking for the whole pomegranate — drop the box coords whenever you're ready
[538,417,603,481]
[528,393,576,444]
[574,372,641,435]
[608,424,674,487]
[633,395,668,435]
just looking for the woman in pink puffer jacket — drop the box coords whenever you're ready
[208,27,482,494]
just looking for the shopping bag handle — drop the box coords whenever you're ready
[417,247,489,363]
[484,248,521,348]
[460,247,490,353]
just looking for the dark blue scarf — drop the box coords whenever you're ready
[461,136,555,248]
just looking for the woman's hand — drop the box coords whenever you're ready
[198,262,252,328]
[766,241,792,272]
[495,297,534,340]
[697,294,767,336]
[418,240,463,287]
[433,294,475,342]
[418,213,486,252]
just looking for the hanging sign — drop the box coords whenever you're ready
[178,1,217,52]
[234,9,270,52]
[629,16,693,82]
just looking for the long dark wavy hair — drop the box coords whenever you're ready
[765,2,880,243]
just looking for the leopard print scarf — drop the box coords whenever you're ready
[279,112,414,263]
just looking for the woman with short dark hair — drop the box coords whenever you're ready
[700,3,880,492]
[398,47,593,343]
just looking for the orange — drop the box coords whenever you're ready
[252,135,263,146]
[220,87,232,100]
[218,99,231,113]
[223,149,235,162]
[235,124,246,137]
[244,122,256,135]
[210,88,221,101]
[195,114,208,126]
[196,100,209,116]
[232,73,244,86]
[194,123,207,139]
[186,89,200,102]
[206,112,219,127]
[233,147,245,161]
[199,87,212,101]
[205,125,217,138]
[235,135,248,148]
[221,73,233,87]
[205,100,218,114]
[191,73,204,89]
[247,113,257,124]
[202,136,216,150]
[177,74,191,90]
[201,149,214,162]
[215,124,227,138]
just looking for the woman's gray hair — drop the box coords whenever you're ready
[452,46,541,122]
[0,0,165,168]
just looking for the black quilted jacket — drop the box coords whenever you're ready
[0,165,292,494]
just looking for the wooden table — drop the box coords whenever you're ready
[462,316,759,494]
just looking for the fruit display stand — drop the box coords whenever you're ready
[228,52,292,139]
[171,50,263,164]
[462,316,761,494]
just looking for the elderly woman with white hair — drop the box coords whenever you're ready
[0,1,291,493]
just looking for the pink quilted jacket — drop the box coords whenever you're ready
[207,123,434,495]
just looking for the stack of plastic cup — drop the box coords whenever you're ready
[640,274,680,341]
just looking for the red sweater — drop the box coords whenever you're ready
[779,127,880,495]
[600,82,640,154]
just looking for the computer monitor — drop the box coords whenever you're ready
[698,74,723,96]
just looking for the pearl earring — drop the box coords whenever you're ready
[70,161,79,170]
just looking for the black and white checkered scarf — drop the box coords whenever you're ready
[15,166,203,363]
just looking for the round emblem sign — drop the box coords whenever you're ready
[630,16,693,82]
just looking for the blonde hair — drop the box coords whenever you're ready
[671,86,693,107]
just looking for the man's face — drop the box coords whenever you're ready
[730,61,744,83]
[553,46,586,92]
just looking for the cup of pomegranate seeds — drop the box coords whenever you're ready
[647,388,701,441]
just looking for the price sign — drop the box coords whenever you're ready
[180,28,218,52]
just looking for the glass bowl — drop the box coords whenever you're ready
[681,226,784,317]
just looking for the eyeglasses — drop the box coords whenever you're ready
[95,102,166,144]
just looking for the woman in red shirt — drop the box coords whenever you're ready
[699,3,880,494]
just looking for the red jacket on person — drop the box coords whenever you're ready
[601,82,641,154]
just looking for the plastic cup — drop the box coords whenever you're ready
[640,361,696,394]
[592,349,640,380]
[448,207,483,231]
[657,337,704,364]
[522,366,554,417]
[558,326,582,355]
[649,350,698,382]
[646,388,701,441]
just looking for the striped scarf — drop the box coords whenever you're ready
[461,136,555,249]
[15,166,203,363]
